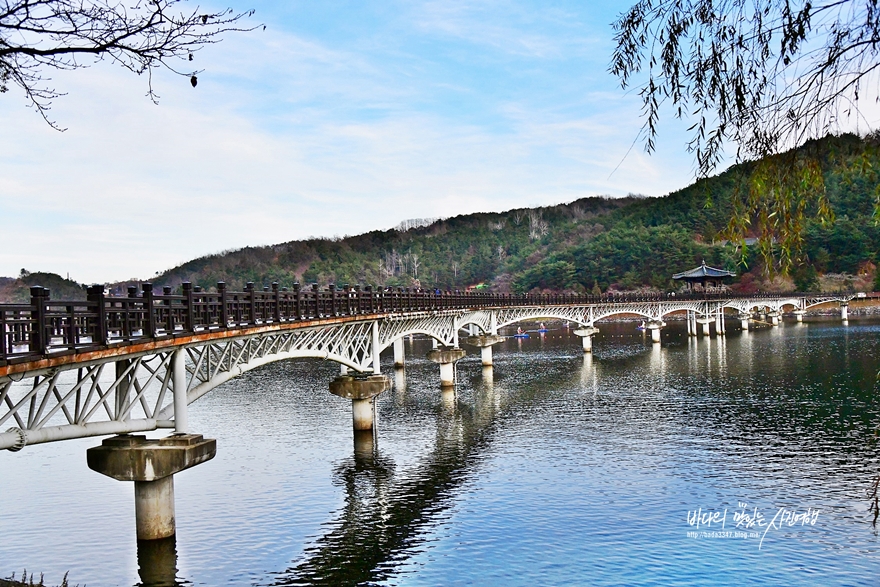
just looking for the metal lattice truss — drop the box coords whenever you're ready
[0,352,178,451]
[377,312,461,348]
[0,321,383,451]
[157,323,379,418]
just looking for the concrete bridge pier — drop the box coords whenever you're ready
[840,302,849,322]
[794,310,805,322]
[573,327,600,352]
[464,334,505,366]
[87,434,217,541]
[769,311,780,326]
[647,320,665,344]
[697,316,712,336]
[739,313,750,331]
[427,348,467,387]
[329,374,392,430]
[393,338,405,368]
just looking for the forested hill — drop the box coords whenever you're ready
[0,271,88,303]
[4,133,878,303]
[145,133,877,295]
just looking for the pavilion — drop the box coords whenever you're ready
[672,261,736,292]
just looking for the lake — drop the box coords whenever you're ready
[1,317,878,586]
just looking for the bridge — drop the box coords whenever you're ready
[0,281,854,541]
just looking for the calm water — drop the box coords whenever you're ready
[1,318,879,586]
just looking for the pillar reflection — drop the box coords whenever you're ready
[440,388,456,412]
[649,342,666,383]
[716,332,727,375]
[393,368,406,396]
[481,365,494,385]
[136,536,181,587]
[580,353,598,399]
[353,429,376,464]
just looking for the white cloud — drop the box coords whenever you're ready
[0,1,700,285]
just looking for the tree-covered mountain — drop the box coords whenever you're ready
[4,132,878,303]
[144,133,877,295]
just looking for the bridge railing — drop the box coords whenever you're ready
[0,283,856,366]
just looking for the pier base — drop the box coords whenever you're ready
[841,303,849,321]
[427,348,467,387]
[769,312,779,326]
[136,476,175,540]
[697,317,712,336]
[329,374,391,430]
[463,334,505,366]
[794,310,805,323]
[573,327,600,353]
[739,314,750,331]
[647,321,665,344]
[87,434,216,541]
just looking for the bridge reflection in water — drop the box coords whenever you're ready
[267,321,878,586]
[269,355,520,586]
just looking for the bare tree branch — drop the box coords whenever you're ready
[1,0,257,129]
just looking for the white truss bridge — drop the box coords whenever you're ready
[0,293,852,452]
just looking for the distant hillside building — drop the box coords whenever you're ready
[673,261,736,292]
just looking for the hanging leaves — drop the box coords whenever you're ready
[611,0,879,272]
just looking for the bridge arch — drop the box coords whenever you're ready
[592,309,654,323]
[496,311,589,331]
[378,328,449,352]
[158,345,361,419]
[454,319,490,336]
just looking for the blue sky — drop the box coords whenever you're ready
[3,1,708,283]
